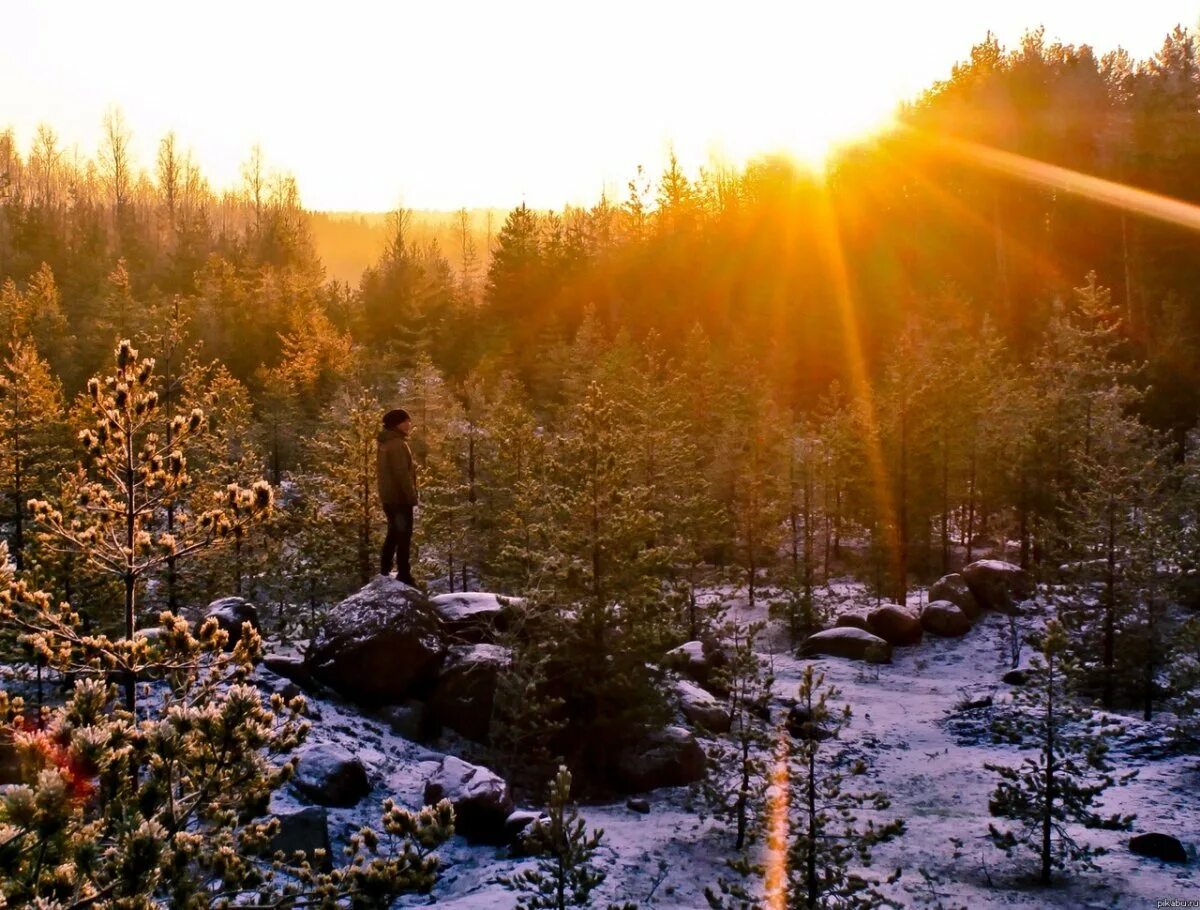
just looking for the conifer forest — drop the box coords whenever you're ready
[2,11,1200,908]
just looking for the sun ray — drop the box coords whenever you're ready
[905,125,1200,234]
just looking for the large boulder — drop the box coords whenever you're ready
[834,611,871,632]
[674,680,731,734]
[291,744,371,808]
[867,604,923,646]
[927,574,981,620]
[962,560,1034,614]
[423,756,514,845]
[1129,832,1188,864]
[800,628,892,663]
[305,576,444,704]
[270,806,332,870]
[920,600,971,638]
[431,592,519,644]
[204,597,259,649]
[614,726,706,793]
[427,644,511,742]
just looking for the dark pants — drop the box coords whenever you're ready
[381,504,415,583]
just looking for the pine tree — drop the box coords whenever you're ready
[501,765,634,910]
[985,620,1135,885]
[776,665,904,909]
[700,621,774,851]
[28,340,272,711]
[0,547,456,906]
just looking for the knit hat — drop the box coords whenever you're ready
[382,408,411,429]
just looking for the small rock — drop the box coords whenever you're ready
[1002,669,1029,686]
[291,744,371,808]
[204,597,259,649]
[263,655,315,689]
[626,798,651,814]
[423,756,514,845]
[377,702,426,742]
[786,704,834,741]
[1129,832,1188,864]
[270,806,332,871]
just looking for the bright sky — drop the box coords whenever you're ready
[2,1,1196,211]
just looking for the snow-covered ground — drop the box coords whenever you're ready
[264,583,1199,908]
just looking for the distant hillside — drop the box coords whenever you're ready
[309,209,503,286]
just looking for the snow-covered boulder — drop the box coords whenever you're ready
[867,604,923,646]
[431,592,519,644]
[427,644,511,742]
[800,627,892,663]
[423,756,514,844]
[962,560,1034,614]
[204,596,259,648]
[614,726,706,793]
[305,576,444,704]
[920,600,971,638]
[675,680,730,733]
[270,805,332,870]
[263,654,315,690]
[664,640,725,691]
[291,744,371,808]
[1129,832,1188,864]
[834,610,871,632]
[927,573,981,620]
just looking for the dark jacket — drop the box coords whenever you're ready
[377,428,418,507]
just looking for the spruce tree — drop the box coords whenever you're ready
[0,340,69,572]
[985,620,1135,885]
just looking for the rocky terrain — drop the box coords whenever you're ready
[230,563,1200,908]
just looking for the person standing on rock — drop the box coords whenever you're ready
[377,408,419,585]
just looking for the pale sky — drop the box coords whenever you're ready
[2,1,1197,211]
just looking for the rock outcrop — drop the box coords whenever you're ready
[427,644,511,742]
[291,744,371,808]
[800,627,892,663]
[962,560,1034,614]
[867,604,923,646]
[423,756,514,844]
[920,600,971,638]
[305,576,444,704]
[614,726,706,793]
